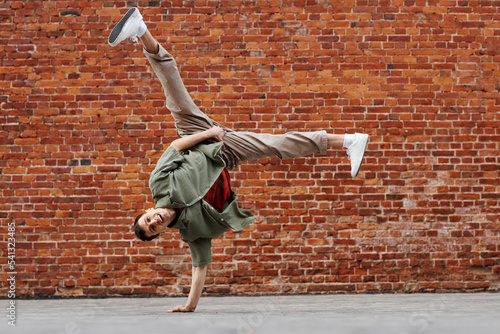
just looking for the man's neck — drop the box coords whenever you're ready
[165,207,180,228]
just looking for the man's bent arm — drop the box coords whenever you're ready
[166,264,208,313]
[170,126,226,153]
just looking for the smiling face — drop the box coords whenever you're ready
[135,208,177,240]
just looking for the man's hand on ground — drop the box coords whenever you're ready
[166,304,195,313]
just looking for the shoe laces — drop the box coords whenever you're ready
[130,35,139,43]
[346,145,353,161]
[346,135,359,161]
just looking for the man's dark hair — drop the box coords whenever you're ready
[133,213,160,242]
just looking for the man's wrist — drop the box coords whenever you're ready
[202,128,214,140]
[185,303,196,311]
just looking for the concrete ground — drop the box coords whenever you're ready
[2,293,499,334]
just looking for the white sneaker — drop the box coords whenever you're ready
[347,133,369,177]
[108,7,143,47]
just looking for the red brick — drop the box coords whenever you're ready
[3,0,499,299]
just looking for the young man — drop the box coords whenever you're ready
[108,8,369,313]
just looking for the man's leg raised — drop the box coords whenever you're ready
[108,8,369,176]
[109,8,219,136]
[140,30,159,54]
[221,131,368,177]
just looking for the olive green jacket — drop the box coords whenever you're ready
[149,142,256,266]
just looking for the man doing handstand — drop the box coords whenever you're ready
[108,7,369,313]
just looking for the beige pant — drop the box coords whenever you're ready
[144,43,328,170]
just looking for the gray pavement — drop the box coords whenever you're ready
[2,293,499,334]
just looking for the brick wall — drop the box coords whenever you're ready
[1,0,499,298]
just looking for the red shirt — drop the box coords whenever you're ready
[169,168,231,227]
[203,167,232,212]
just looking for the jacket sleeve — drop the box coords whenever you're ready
[187,238,212,267]
[150,142,226,208]
[152,145,185,173]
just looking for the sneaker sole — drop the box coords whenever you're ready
[108,7,137,46]
[352,135,369,177]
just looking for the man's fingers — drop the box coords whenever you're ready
[166,305,193,313]
[209,126,226,142]
[166,305,182,313]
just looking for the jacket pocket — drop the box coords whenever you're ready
[179,201,228,242]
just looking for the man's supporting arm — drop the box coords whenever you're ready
[170,126,226,153]
[166,264,208,313]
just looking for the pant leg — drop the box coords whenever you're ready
[144,43,328,169]
[143,43,216,136]
[221,130,329,169]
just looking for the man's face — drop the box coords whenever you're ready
[137,208,176,238]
